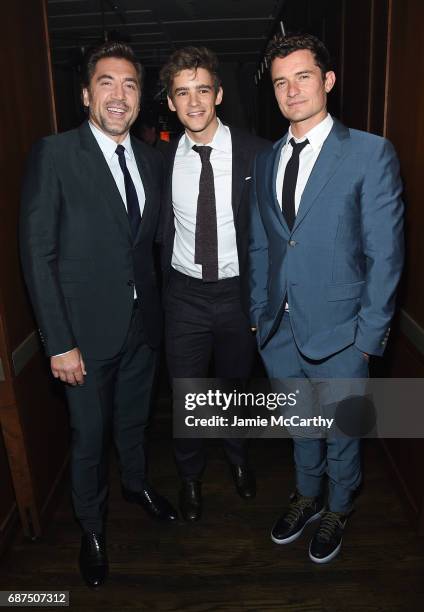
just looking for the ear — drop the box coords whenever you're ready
[82,87,90,108]
[215,87,223,106]
[324,71,336,93]
[167,95,176,112]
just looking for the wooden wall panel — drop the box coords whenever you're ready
[382,331,424,533]
[1,0,56,353]
[0,427,16,548]
[376,0,424,534]
[0,0,69,545]
[368,0,389,135]
[340,0,372,130]
[13,354,69,513]
[320,0,344,120]
[385,0,424,329]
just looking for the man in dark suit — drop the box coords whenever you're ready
[158,47,270,521]
[249,34,404,563]
[20,41,177,588]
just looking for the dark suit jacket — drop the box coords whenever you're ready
[20,121,163,359]
[159,125,271,313]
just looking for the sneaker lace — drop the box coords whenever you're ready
[316,512,344,542]
[285,496,315,527]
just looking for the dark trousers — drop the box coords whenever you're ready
[65,302,158,533]
[165,269,256,479]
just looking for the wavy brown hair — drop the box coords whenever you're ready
[160,46,221,97]
[266,34,332,78]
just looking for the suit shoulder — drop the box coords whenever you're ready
[347,127,392,150]
[344,128,400,165]
[31,127,79,152]
[26,128,81,168]
[229,126,271,151]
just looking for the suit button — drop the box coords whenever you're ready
[288,240,297,247]
[127,280,135,287]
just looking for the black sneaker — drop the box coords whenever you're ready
[309,510,348,563]
[271,492,324,544]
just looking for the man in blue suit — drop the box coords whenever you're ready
[249,34,404,563]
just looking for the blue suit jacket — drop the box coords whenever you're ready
[249,119,404,359]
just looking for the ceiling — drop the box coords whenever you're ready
[47,0,286,68]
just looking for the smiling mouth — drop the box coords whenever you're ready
[187,111,205,117]
[106,106,127,117]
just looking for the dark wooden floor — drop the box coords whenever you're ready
[1,389,423,611]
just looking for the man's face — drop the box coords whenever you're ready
[271,49,335,134]
[167,67,223,143]
[82,57,140,143]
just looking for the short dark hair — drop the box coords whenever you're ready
[160,46,221,97]
[81,41,143,89]
[265,33,332,77]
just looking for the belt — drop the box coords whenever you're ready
[170,268,239,287]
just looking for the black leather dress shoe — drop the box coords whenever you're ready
[179,480,202,522]
[79,532,108,588]
[231,464,256,499]
[122,484,178,521]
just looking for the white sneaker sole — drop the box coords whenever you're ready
[271,510,323,545]
[308,538,343,563]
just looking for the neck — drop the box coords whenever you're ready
[186,117,219,145]
[114,132,129,144]
[89,119,129,144]
[290,111,328,139]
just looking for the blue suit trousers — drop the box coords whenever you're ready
[260,312,369,513]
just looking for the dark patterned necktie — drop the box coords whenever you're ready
[115,144,141,240]
[192,145,218,282]
[281,138,309,230]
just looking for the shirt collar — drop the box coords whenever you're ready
[181,118,231,156]
[288,113,333,153]
[89,121,134,162]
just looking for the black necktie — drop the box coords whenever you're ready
[115,144,141,241]
[281,138,309,230]
[192,145,218,282]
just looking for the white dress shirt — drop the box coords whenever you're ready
[89,122,146,216]
[171,118,239,279]
[276,113,333,212]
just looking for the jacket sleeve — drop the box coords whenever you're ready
[19,139,76,357]
[248,154,270,327]
[355,138,404,356]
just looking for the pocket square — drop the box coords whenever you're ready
[245,176,252,181]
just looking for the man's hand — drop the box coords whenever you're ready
[50,348,87,386]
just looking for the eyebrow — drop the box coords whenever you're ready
[96,73,138,84]
[272,69,314,84]
[173,84,213,93]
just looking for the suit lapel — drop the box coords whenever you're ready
[78,121,131,241]
[270,135,291,234]
[131,137,154,245]
[293,120,350,231]
[164,137,179,237]
[230,128,251,219]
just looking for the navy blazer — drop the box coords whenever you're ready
[249,119,404,358]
